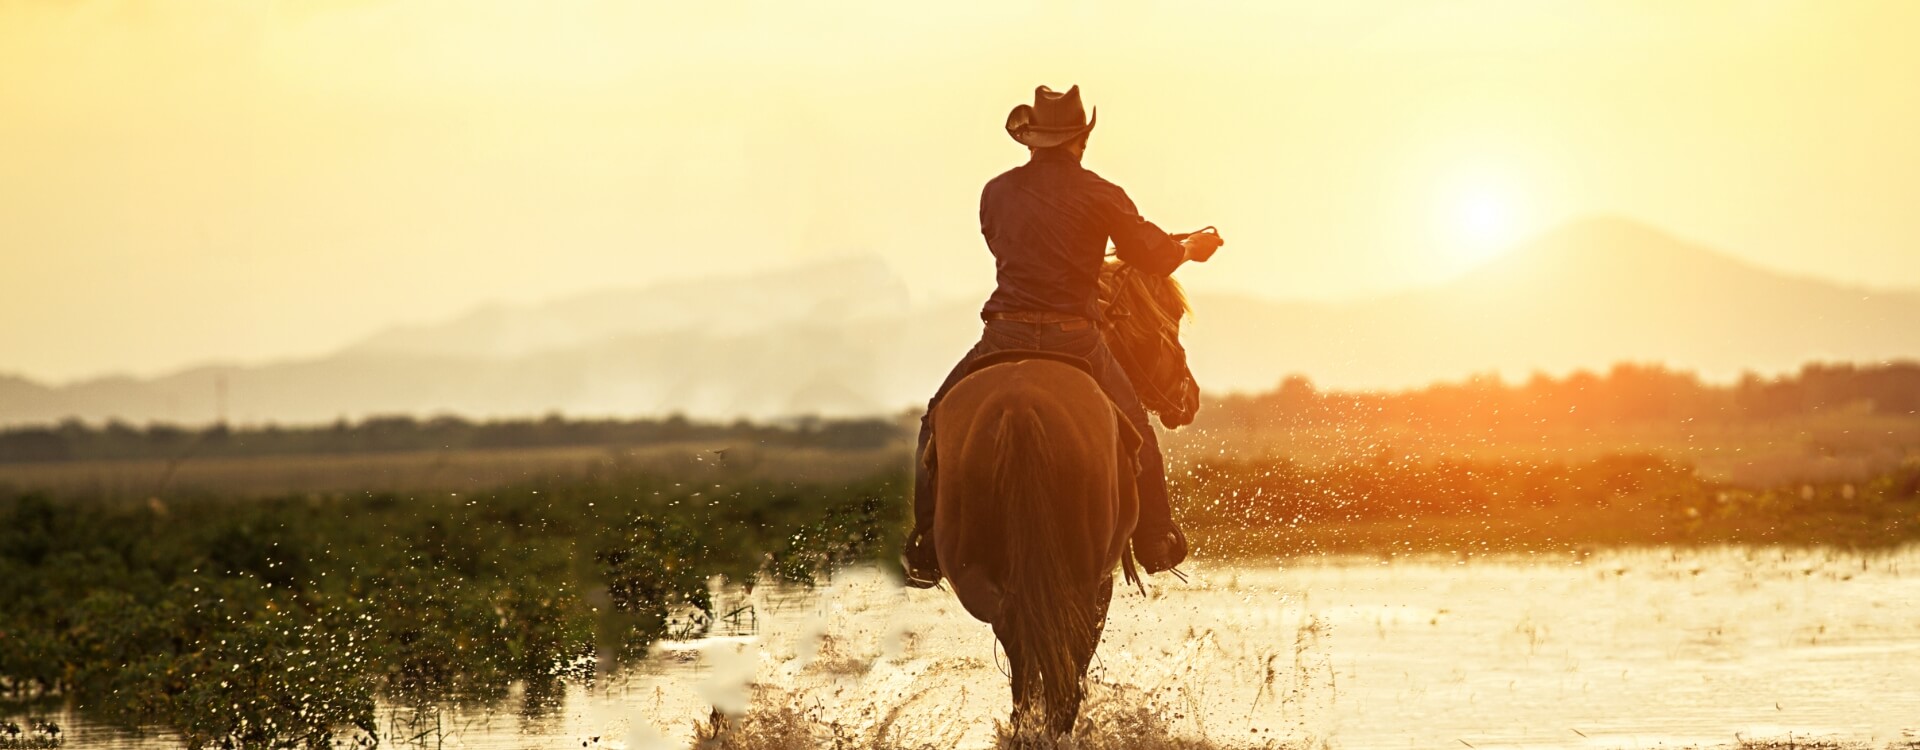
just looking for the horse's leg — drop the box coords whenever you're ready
[1049,579,1114,735]
[994,619,1040,728]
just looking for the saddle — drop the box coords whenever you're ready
[947,349,1139,458]
[958,348,1096,381]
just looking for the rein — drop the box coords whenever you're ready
[1098,258,1198,427]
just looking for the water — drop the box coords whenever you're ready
[44,546,1920,748]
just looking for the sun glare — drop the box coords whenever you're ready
[1439,177,1525,263]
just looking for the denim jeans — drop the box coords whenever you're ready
[911,319,1172,538]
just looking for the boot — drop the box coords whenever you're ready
[1131,524,1188,575]
[901,528,941,589]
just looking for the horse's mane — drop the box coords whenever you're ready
[1097,258,1200,427]
[1098,260,1190,330]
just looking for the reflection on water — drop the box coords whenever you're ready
[38,546,1920,749]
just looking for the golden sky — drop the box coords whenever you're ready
[3,0,1918,382]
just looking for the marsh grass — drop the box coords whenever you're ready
[992,696,1302,750]
[0,718,61,750]
[694,633,1317,750]
[1174,453,1920,556]
[9,437,1919,748]
[691,687,941,750]
[0,466,908,749]
[1642,738,1914,750]
[688,682,1304,750]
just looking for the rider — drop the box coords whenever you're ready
[903,84,1223,589]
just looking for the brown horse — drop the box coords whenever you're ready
[930,354,1139,735]
[927,260,1196,734]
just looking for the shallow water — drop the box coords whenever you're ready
[48,546,1920,748]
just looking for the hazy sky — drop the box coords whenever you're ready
[4,0,1918,383]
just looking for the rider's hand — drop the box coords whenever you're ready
[1182,231,1224,263]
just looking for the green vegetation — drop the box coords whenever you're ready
[7,446,1917,746]
[0,465,908,749]
[1174,452,1920,556]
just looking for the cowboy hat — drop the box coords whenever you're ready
[1006,85,1097,148]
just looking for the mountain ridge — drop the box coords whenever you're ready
[4,216,1917,425]
[345,256,911,360]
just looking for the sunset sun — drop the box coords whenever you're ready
[1438,175,1527,263]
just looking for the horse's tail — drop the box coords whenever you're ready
[993,406,1092,727]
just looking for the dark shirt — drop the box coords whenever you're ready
[979,150,1186,320]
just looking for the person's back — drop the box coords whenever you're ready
[979,151,1184,320]
[903,85,1223,588]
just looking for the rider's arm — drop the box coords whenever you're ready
[1100,183,1187,277]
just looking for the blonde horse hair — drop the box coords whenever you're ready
[1097,258,1202,428]
[1099,260,1190,331]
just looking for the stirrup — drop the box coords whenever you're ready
[901,532,942,589]
[903,567,941,590]
[1133,526,1189,577]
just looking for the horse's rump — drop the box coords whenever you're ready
[928,358,1140,625]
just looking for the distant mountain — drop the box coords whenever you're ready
[0,258,947,425]
[1181,217,1920,392]
[4,217,1918,425]
[347,257,912,359]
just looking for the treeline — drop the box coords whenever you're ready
[0,413,905,464]
[6,360,1918,464]
[1202,360,1920,432]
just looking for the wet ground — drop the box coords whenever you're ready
[46,546,1920,749]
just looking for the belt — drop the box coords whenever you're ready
[983,310,1093,330]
